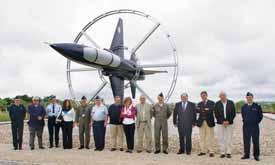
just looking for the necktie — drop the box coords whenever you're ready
[52,104,55,114]
[182,102,186,111]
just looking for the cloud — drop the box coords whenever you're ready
[0,0,275,103]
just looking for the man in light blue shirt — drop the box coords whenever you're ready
[90,96,108,151]
[46,95,62,148]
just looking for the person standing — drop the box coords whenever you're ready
[173,93,196,155]
[214,91,236,158]
[59,99,75,149]
[28,96,46,150]
[197,91,215,157]
[136,95,153,153]
[241,92,263,161]
[153,93,172,154]
[90,96,108,151]
[120,97,137,153]
[46,95,62,148]
[75,96,92,149]
[108,96,124,151]
[8,96,26,150]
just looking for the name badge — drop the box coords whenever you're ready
[82,114,86,118]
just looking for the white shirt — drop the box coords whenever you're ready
[181,101,187,110]
[62,108,75,122]
[46,103,62,117]
[91,104,108,121]
[122,105,135,125]
[222,101,227,118]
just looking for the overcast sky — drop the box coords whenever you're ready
[0,0,274,103]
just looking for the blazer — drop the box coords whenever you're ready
[196,100,215,128]
[214,100,236,125]
[173,101,196,128]
[136,103,153,128]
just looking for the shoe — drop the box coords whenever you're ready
[49,144,53,148]
[78,146,84,150]
[55,145,59,148]
[154,150,161,154]
[120,148,124,151]
[137,150,142,153]
[14,147,18,150]
[226,154,232,158]
[85,146,90,149]
[146,150,152,153]
[128,150,133,153]
[209,153,214,157]
[198,153,206,156]
[177,150,185,154]
[19,147,22,150]
[111,148,116,151]
[220,154,225,158]
[30,147,34,150]
[241,156,249,159]
[254,157,260,161]
[163,150,168,154]
[39,146,45,149]
[186,152,191,155]
[94,148,99,151]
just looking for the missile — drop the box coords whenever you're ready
[50,43,121,68]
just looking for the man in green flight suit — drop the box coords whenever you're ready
[75,96,92,149]
[153,93,172,154]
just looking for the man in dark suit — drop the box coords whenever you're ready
[173,93,196,155]
[196,91,215,157]
[214,91,236,158]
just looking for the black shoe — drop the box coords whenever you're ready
[186,152,191,155]
[39,146,45,149]
[226,154,232,158]
[49,146,53,149]
[94,148,99,151]
[78,146,84,150]
[209,153,214,157]
[85,146,90,149]
[120,148,124,151]
[146,150,152,153]
[55,145,59,148]
[241,156,250,159]
[19,147,22,150]
[14,147,18,150]
[111,148,116,151]
[254,157,260,161]
[154,150,161,154]
[30,147,34,150]
[137,150,142,153]
[163,150,168,154]
[198,153,206,156]
[220,154,225,158]
[177,150,185,154]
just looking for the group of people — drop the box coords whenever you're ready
[8,91,263,161]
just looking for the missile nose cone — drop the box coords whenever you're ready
[49,43,84,61]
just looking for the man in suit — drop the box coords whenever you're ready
[241,92,263,161]
[136,95,153,153]
[197,91,215,157]
[214,91,236,158]
[173,93,196,155]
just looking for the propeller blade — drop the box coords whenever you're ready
[89,81,108,103]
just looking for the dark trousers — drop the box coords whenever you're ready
[93,121,106,150]
[11,121,24,149]
[123,123,135,150]
[178,125,192,153]
[29,126,44,149]
[48,116,61,147]
[62,121,73,149]
[243,124,260,157]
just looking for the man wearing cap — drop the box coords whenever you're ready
[173,93,196,155]
[28,96,46,150]
[90,96,108,151]
[241,92,263,161]
[108,96,124,151]
[136,95,153,153]
[197,91,216,157]
[8,96,26,150]
[153,93,172,154]
[46,95,62,148]
[214,91,236,158]
[75,96,92,149]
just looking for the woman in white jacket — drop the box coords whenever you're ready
[58,99,75,149]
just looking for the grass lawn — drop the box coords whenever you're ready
[0,112,10,122]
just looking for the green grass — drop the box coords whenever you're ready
[0,112,10,122]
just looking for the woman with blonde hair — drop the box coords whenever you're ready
[120,97,137,153]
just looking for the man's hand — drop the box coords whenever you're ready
[223,121,229,127]
[192,125,195,128]
[104,122,108,128]
[38,116,42,120]
[174,124,177,128]
[89,122,93,128]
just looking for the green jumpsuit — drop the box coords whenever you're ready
[153,103,171,151]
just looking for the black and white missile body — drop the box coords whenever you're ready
[49,18,172,101]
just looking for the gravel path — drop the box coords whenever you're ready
[0,115,274,165]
